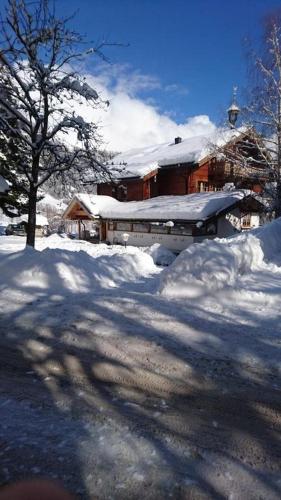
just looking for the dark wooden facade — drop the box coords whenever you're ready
[97,135,267,201]
[97,161,212,201]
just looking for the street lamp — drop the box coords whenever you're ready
[122,232,130,248]
[228,86,240,128]
[165,221,174,228]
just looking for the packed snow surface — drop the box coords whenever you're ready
[159,217,281,297]
[0,221,281,499]
[108,127,247,179]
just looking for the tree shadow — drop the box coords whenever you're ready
[0,246,281,498]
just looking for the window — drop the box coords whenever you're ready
[116,222,131,231]
[170,224,193,235]
[198,181,209,192]
[117,185,127,201]
[206,222,217,235]
[132,223,150,233]
[108,221,115,230]
[150,224,168,234]
[241,214,251,228]
[193,220,217,236]
[224,162,234,176]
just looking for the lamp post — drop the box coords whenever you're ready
[228,86,240,128]
[122,232,130,248]
[165,221,174,228]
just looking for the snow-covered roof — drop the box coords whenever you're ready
[63,193,120,219]
[105,127,248,180]
[0,176,9,193]
[20,214,49,226]
[65,190,260,222]
[100,191,252,221]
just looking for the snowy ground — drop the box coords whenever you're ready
[0,230,281,499]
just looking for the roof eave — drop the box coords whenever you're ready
[63,196,96,220]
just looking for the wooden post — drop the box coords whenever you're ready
[78,220,81,239]
[100,221,106,241]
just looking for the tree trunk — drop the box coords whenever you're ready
[26,186,37,247]
[275,182,281,218]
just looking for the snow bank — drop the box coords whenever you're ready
[38,234,151,260]
[0,245,157,294]
[159,218,281,298]
[145,244,176,266]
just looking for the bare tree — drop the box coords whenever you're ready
[0,0,112,246]
[217,15,281,216]
[208,126,270,193]
[249,15,281,216]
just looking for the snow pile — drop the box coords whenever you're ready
[145,244,176,266]
[38,234,148,260]
[0,245,157,294]
[159,218,281,298]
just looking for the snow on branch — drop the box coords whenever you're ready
[0,0,118,246]
[56,77,99,101]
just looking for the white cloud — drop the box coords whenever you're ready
[164,83,189,95]
[73,64,217,152]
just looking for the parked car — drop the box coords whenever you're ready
[0,224,7,236]
[5,223,26,236]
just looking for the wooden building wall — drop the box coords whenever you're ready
[157,166,190,195]
[208,157,266,193]
[97,157,265,201]
[97,184,112,197]
[97,179,145,201]
[188,162,209,193]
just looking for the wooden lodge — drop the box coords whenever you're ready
[97,128,268,202]
[63,191,265,252]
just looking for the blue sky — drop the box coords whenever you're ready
[1,0,281,150]
[54,0,281,124]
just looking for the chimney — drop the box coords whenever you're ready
[175,137,182,144]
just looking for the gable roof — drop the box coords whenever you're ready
[63,193,119,220]
[64,190,263,223]
[104,127,248,181]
